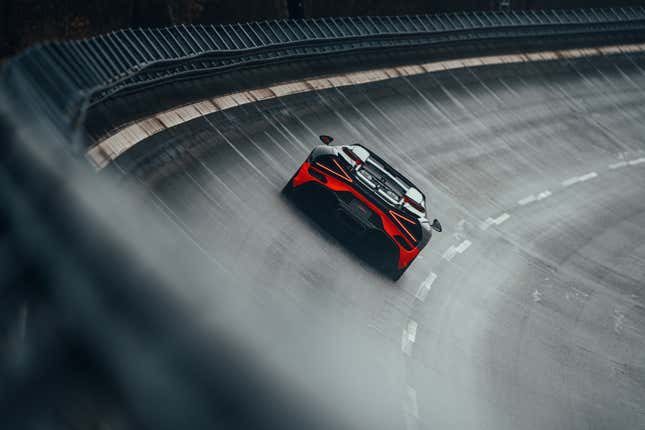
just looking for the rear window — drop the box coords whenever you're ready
[361,160,406,198]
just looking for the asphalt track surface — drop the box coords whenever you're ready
[120,54,645,430]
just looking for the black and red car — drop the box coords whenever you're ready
[283,135,442,280]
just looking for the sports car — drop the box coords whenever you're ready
[283,135,442,280]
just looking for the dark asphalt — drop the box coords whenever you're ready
[119,54,645,430]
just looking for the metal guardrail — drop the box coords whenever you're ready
[2,7,645,150]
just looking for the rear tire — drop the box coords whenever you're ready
[281,171,298,196]
[391,267,406,281]
[281,180,293,196]
[362,231,403,280]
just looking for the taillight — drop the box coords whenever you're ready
[343,147,362,165]
[313,159,353,183]
[389,210,418,243]
[404,196,424,212]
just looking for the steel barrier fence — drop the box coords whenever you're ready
[2,7,645,151]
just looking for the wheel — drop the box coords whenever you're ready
[391,253,418,281]
[281,171,298,196]
[361,231,404,280]
[391,266,407,281]
[281,179,293,196]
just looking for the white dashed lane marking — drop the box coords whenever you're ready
[518,195,537,206]
[479,218,494,231]
[519,190,552,206]
[562,171,598,187]
[493,213,510,225]
[407,321,418,343]
[415,272,437,302]
[442,240,472,261]
[609,157,645,169]
[455,239,472,253]
[562,176,580,187]
[480,213,510,230]
[401,320,418,356]
[609,161,628,169]
[442,246,457,261]
[406,385,419,418]
[578,172,598,182]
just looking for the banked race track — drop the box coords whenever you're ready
[99,50,645,429]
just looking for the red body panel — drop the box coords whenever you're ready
[292,161,419,269]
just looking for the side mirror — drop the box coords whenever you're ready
[319,135,334,145]
[431,219,442,233]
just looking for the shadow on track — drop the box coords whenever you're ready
[282,184,400,282]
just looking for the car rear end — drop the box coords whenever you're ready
[283,141,435,279]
